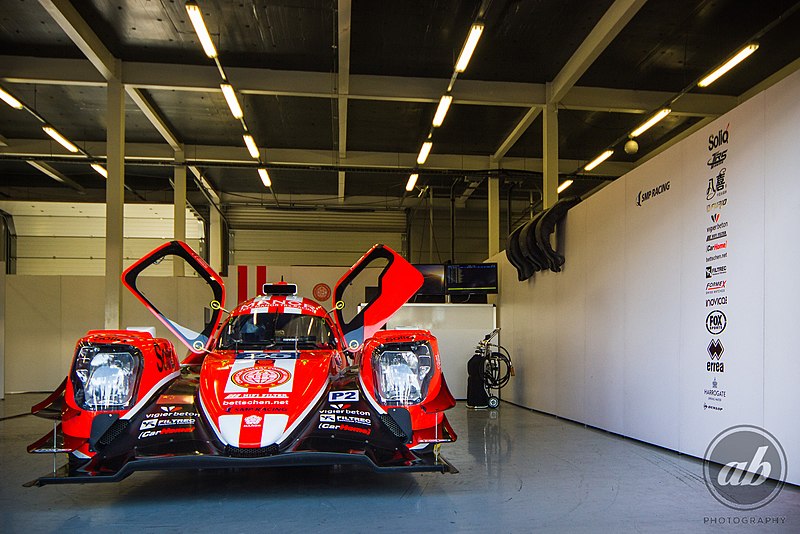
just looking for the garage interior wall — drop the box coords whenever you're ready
[2,261,386,394]
[491,68,800,485]
[0,202,204,275]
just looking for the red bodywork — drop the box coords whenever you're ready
[28,242,457,485]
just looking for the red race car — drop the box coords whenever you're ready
[27,242,457,485]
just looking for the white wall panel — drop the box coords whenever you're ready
[583,178,626,434]
[492,68,800,484]
[554,204,586,422]
[232,229,402,266]
[764,69,800,485]
[622,148,682,450]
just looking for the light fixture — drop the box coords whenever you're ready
[455,23,484,73]
[185,1,218,59]
[42,125,79,153]
[90,163,108,178]
[243,134,259,159]
[557,179,573,194]
[417,141,433,165]
[0,87,23,109]
[27,160,64,183]
[630,108,671,138]
[432,95,453,127]
[257,168,271,187]
[220,83,243,119]
[698,43,759,88]
[584,150,614,171]
[405,173,419,192]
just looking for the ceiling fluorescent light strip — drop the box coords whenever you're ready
[432,95,453,127]
[220,84,243,119]
[630,108,672,138]
[417,141,433,165]
[0,87,23,109]
[185,1,218,59]
[584,150,613,171]
[42,125,79,153]
[27,160,64,183]
[405,173,419,192]
[258,168,271,187]
[90,163,108,178]
[243,134,260,159]
[698,44,759,88]
[557,179,573,193]
[455,23,484,73]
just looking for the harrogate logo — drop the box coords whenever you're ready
[704,425,786,511]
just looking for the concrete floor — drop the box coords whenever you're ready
[1,393,799,533]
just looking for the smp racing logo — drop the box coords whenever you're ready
[636,180,670,206]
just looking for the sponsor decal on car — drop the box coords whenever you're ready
[328,390,359,403]
[231,366,292,389]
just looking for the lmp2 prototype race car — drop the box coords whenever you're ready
[27,241,457,485]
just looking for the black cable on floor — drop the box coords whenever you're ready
[0,413,31,422]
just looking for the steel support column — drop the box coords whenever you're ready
[543,84,559,209]
[104,71,125,329]
[488,166,501,258]
[173,148,186,276]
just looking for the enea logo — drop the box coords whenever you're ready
[707,198,727,212]
[704,425,786,511]
[636,181,670,206]
[706,310,727,335]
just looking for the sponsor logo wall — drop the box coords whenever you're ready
[497,68,799,484]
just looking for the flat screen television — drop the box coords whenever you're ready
[412,264,446,296]
[445,263,498,294]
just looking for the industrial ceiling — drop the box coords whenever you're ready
[0,0,799,223]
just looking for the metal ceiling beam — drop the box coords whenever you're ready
[337,0,351,202]
[38,0,118,80]
[0,55,738,116]
[492,107,541,161]
[35,4,184,153]
[0,139,635,177]
[125,87,182,151]
[550,0,647,103]
[26,160,85,192]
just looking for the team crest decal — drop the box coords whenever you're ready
[231,367,291,389]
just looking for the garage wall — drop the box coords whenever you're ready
[4,259,392,393]
[0,202,204,275]
[493,68,800,485]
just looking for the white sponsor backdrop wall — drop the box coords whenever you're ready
[493,68,800,485]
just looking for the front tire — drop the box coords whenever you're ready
[488,396,500,409]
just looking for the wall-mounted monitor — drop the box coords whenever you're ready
[445,263,498,294]
[412,264,446,296]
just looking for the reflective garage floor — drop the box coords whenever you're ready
[2,394,799,533]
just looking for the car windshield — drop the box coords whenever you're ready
[217,312,336,350]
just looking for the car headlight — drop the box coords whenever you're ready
[372,342,433,406]
[72,345,141,411]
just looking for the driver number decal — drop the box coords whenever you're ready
[231,367,292,389]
